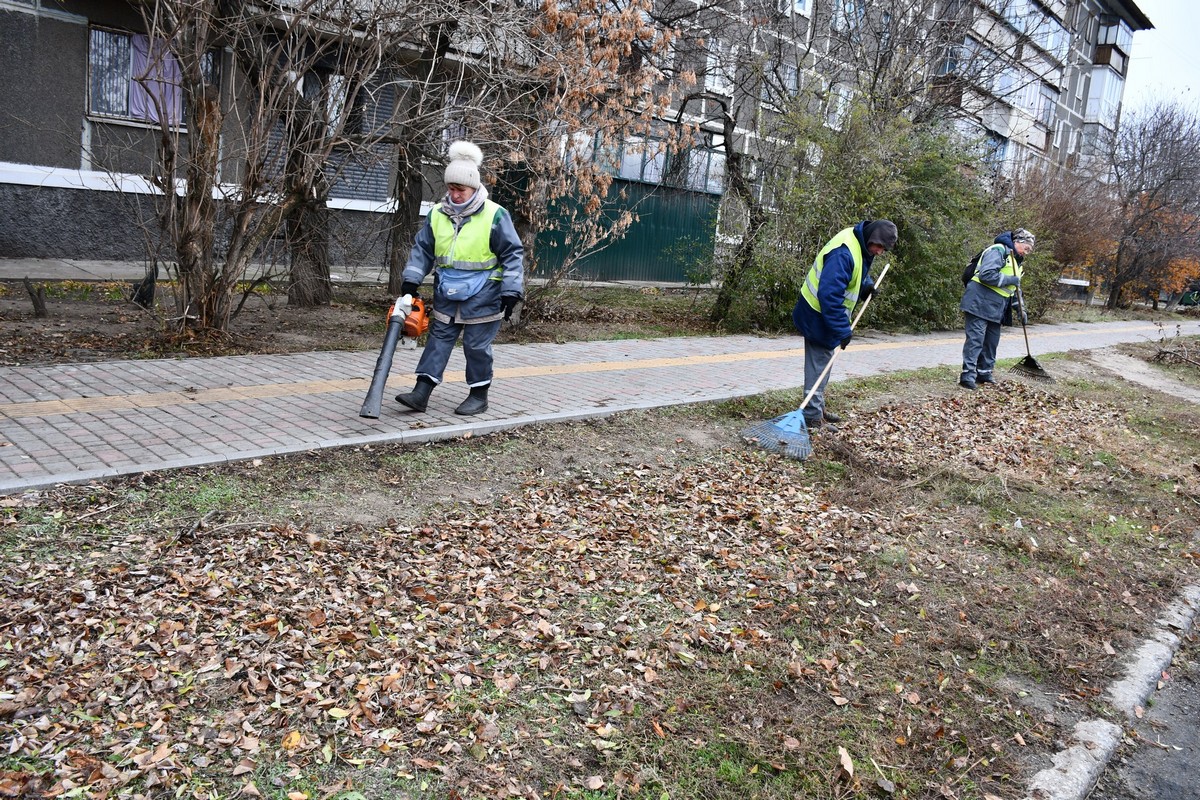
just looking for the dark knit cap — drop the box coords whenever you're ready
[863,220,898,250]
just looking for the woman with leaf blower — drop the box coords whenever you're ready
[958,228,1035,390]
[394,141,525,416]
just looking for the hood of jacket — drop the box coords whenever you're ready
[853,221,875,270]
[994,231,1024,264]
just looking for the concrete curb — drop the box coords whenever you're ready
[1024,583,1200,799]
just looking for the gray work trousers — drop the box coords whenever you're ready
[415,317,502,387]
[803,339,836,424]
[961,312,1001,382]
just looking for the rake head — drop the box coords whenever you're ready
[1012,355,1053,381]
[740,411,814,461]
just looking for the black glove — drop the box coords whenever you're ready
[860,283,874,302]
[501,295,520,321]
[400,281,421,299]
[840,334,852,350]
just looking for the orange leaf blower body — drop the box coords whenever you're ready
[402,296,429,339]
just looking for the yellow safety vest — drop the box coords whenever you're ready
[800,227,864,313]
[430,200,502,272]
[971,243,1022,298]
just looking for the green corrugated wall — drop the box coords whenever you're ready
[533,179,719,282]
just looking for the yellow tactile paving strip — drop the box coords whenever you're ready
[0,346,819,420]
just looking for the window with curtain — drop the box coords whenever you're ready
[89,27,183,125]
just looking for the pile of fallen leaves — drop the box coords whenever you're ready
[837,381,1124,478]
[1,383,1196,799]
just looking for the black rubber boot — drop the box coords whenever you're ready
[454,384,489,416]
[396,377,435,412]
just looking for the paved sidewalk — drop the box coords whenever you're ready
[0,320,1191,494]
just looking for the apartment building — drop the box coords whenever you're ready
[950,0,1152,176]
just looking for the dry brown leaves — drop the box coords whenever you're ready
[840,381,1125,480]
[0,382,1193,798]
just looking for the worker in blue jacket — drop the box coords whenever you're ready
[792,219,897,429]
[394,140,525,416]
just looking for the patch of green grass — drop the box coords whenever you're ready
[36,280,128,302]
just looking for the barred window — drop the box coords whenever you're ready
[88,27,217,127]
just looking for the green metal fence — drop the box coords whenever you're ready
[533,179,719,283]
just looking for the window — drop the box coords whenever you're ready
[777,0,810,17]
[982,132,1008,171]
[760,61,799,104]
[1085,66,1123,129]
[618,136,667,183]
[1052,120,1067,149]
[832,0,866,36]
[89,27,182,125]
[571,132,667,184]
[1098,14,1133,53]
[320,74,367,138]
[1001,0,1035,35]
[705,151,725,194]
[88,27,218,127]
[326,75,350,136]
[442,95,468,144]
[1032,16,1069,62]
[937,40,964,76]
[994,66,1021,101]
[683,148,724,194]
[825,84,853,129]
[704,40,736,95]
[1036,83,1057,128]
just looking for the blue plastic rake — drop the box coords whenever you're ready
[740,407,817,460]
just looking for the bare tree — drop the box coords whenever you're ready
[1089,101,1200,309]
[134,0,418,329]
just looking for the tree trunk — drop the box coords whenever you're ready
[288,200,333,307]
[388,142,426,295]
[1105,280,1125,309]
[23,277,48,317]
[709,106,767,325]
[177,85,222,330]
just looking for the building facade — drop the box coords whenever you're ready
[0,0,1152,277]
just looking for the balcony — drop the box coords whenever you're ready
[1093,44,1127,76]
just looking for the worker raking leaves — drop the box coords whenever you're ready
[791,219,898,429]
[958,228,1037,389]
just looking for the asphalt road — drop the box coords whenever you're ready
[1089,634,1200,799]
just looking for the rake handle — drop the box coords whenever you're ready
[1016,286,1034,356]
[798,262,890,411]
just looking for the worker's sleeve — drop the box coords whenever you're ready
[402,216,437,285]
[976,245,1016,288]
[491,208,525,299]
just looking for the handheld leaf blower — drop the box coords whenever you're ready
[359,294,429,419]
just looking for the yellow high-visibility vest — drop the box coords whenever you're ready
[972,243,1022,298]
[430,201,502,272]
[800,227,864,313]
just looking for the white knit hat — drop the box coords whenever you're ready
[444,140,483,189]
